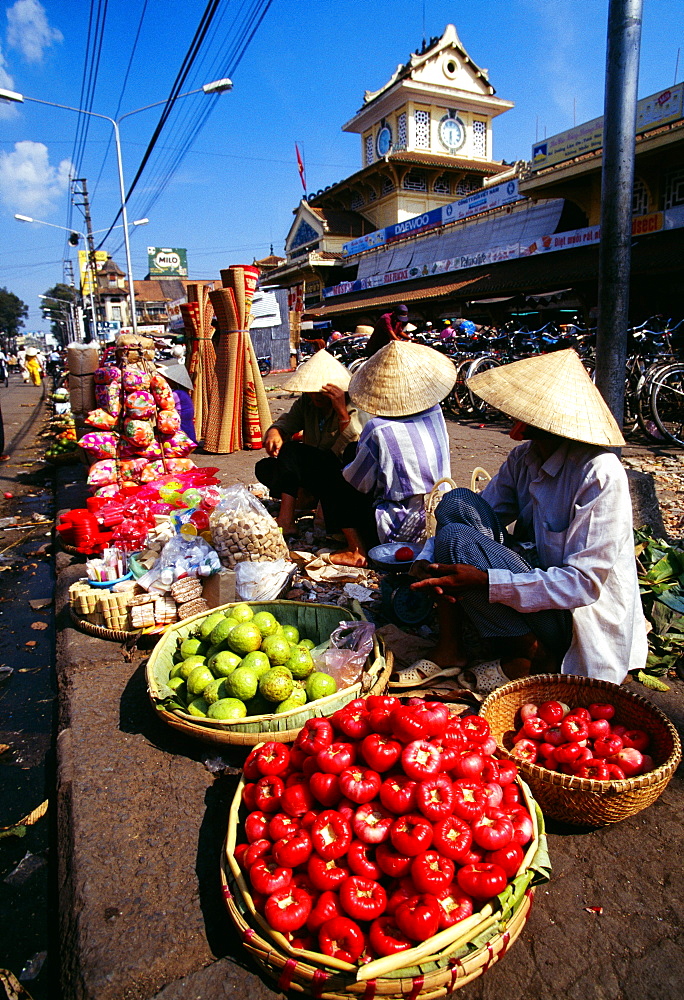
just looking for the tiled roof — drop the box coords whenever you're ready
[303,278,481,317]
[387,151,508,174]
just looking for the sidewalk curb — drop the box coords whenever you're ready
[53,469,280,1000]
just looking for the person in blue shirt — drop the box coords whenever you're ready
[159,364,197,443]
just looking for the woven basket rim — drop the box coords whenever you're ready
[481,673,682,795]
[69,606,142,642]
[222,765,544,982]
[145,599,391,737]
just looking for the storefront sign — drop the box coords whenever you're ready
[342,183,523,258]
[532,84,684,170]
[325,210,675,299]
[443,179,523,222]
[147,247,188,277]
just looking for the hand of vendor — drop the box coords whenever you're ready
[410,563,488,603]
[320,383,350,427]
[263,426,284,457]
[408,559,435,580]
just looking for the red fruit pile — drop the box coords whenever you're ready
[511,700,654,780]
[236,696,533,964]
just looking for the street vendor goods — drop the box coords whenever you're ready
[146,600,392,745]
[221,698,550,997]
[481,674,681,826]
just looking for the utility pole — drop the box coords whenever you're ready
[594,0,643,439]
[72,178,100,340]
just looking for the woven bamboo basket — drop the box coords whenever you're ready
[220,768,550,999]
[481,674,681,826]
[68,606,163,644]
[146,600,393,747]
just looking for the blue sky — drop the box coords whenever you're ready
[0,0,682,329]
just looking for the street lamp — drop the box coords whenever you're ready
[39,293,76,343]
[16,215,149,341]
[1,79,232,336]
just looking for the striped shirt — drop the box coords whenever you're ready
[343,402,450,495]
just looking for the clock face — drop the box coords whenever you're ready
[439,115,465,152]
[376,125,392,157]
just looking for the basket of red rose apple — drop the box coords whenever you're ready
[220,695,551,999]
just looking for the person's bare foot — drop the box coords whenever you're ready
[329,549,367,567]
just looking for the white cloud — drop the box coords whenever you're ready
[0,42,17,120]
[0,140,72,214]
[6,0,62,63]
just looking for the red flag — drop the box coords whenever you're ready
[295,142,306,193]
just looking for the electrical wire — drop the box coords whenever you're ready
[90,0,150,201]
[97,0,274,254]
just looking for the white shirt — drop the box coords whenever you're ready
[482,440,648,684]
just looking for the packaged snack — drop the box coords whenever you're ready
[161,430,196,458]
[123,419,155,448]
[122,366,151,391]
[95,383,122,416]
[118,439,162,461]
[87,459,118,488]
[125,389,156,420]
[118,458,150,483]
[85,408,118,430]
[209,485,289,568]
[156,408,181,435]
[94,484,121,498]
[79,431,120,460]
[93,366,122,385]
[150,372,175,410]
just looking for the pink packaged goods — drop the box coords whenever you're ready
[85,408,118,430]
[94,383,121,416]
[87,459,117,488]
[123,419,155,448]
[119,458,150,483]
[156,408,181,435]
[118,439,162,460]
[125,389,156,420]
[161,430,195,458]
[79,431,119,460]
[122,367,151,391]
[94,484,120,498]
[149,373,175,410]
[93,366,121,385]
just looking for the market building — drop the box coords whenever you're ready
[264,25,684,338]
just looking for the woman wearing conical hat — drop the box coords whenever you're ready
[407,349,648,694]
[255,350,371,566]
[343,341,456,543]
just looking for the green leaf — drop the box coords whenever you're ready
[637,671,670,692]
[0,824,27,839]
[656,590,684,614]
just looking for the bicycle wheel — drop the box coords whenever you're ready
[467,355,502,418]
[449,357,478,415]
[637,361,676,441]
[651,363,684,446]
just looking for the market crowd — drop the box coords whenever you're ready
[255,306,647,695]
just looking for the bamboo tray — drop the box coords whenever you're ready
[221,765,550,998]
[146,600,392,746]
[481,674,681,826]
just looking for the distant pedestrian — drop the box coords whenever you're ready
[24,348,43,386]
[366,303,411,356]
[0,351,8,387]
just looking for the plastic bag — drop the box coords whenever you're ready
[158,532,221,582]
[235,559,295,602]
[315,621,376,688]
[209,484,289,568]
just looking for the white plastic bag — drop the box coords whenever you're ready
[235,559,295,601]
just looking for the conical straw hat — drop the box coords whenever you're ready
[466,348,625,447]
[349,341,457,417]
[280,350,351,392]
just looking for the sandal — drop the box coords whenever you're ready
[391,659,463,689]
[458,659,510,694]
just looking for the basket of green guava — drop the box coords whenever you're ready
[146,600,392,746]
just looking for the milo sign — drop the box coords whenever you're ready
[147,247,188,277]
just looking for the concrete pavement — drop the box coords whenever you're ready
[42,373,684,999]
